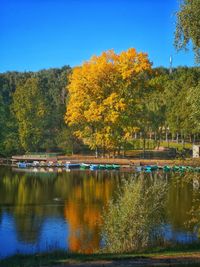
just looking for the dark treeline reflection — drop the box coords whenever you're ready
[0,167,200,255]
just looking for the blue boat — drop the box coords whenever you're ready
[17,162,27,168]
[144,165,152,171]
[144,165,158,171]
[90,164,99,170]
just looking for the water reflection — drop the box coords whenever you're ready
[0,167,200,258]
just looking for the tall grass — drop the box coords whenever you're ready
[102,177,168,253]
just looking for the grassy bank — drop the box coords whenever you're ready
[1,245,200,267]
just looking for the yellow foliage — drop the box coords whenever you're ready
[65,48,152,151]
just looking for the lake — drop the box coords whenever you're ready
[0,166,200,258]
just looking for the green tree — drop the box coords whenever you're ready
[13,77,47,151]
[0,73,24,156]
[35,66,71,150]
[175,0,200,63]
[187,82,200,132]
[165,67,200,142]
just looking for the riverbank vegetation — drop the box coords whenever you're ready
[1,59,200,158]
[1,246,200,267]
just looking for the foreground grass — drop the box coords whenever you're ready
[1,245,200,267]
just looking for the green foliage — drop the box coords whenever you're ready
[187,82,200,132]
[0,66,74,155]
[175,0,200,63]
[0,64,200,156]
[13,77,48,151]
[102,178,167,253]
[165,67,200,135]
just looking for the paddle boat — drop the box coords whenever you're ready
[163,165,171,172]
[80,163,90,169]
[17,162,27,168]
[47,161,54,167]
[172,165,180,171]
[99,164,106,170]
[135,166,143,172]
[64,162,81,169]
[144,165,153,171]
[105,164,113,170]
[39,161,46,167]
[55,160,63,167]
[32,161,40,167]
[90,164,99,170]
[112,164,120,170]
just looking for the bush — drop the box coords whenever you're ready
[102,177,168,253]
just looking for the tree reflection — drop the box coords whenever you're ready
[0,167,200,252]
[166,172,200,243]
[64,171,118,253]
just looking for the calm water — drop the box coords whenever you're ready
[0,166,200,258]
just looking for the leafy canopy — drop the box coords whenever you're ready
[66,48,152,152]
[175,0,200,63]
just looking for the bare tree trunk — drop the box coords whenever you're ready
[182,135,185,149]
[117,146,121,157]
[143,134,146,159]
[135,132,137,139]
[165,128,168,142]
[190,134,192,143]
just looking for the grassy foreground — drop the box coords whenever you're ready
[1,245,200,267]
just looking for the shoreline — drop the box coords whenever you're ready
[1,156,200,168]
[1,247,200,267]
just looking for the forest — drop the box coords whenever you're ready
[0,53,200,157]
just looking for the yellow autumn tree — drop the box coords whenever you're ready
[65,48,152,154]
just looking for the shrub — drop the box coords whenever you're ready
[102,177,167,253]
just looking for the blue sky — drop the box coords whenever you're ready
[0,0,195,72]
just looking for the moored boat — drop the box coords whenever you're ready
[17,162,27,168]
[99,164,106,170]
[64,163,81,169]
[80,163,90,169]
[90,164,99,170]
[105,164,113,170]
[112,164,120,170]
[163,165,171,171]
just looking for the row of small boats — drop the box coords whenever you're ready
[137,165,200,172]
[16,161,200,172]
[17,161,121,170]
[80,163,120,170]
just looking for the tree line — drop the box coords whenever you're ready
[66,49,200,156]
[0,52,200,157]
[0,66,82,156]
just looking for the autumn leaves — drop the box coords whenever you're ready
[65,48,152,153]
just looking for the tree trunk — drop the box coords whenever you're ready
[117,146,121,157]
[182,135,185,149]
[95,147,98,158]
[143,135,146,159]
[135,132,137,139]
